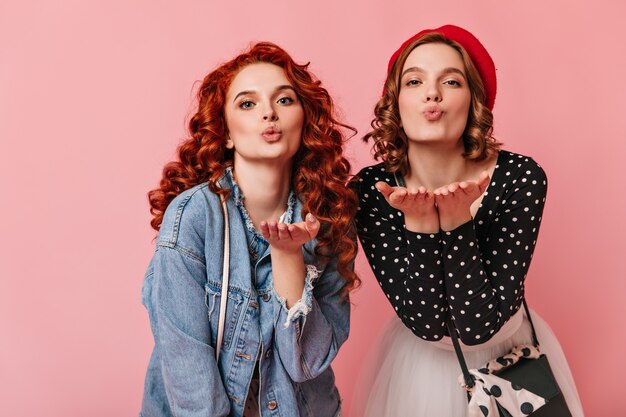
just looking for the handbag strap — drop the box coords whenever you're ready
[216,194,230,361]
[522,299,539,347]
[448,300,539,389]
[447,320,476,388]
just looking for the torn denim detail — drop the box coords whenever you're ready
[277,264,321,329]
[282,192,297,224]
[206,288,217,322]
[224,167,260,236]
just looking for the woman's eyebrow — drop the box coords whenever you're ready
[401,66,424,78]
[233,90,256,103]
[441,67,466,79]
[400,66,466,79]
[275,85,297,95]
[233,85,296,103]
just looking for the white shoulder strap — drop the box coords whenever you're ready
[216,195,230,361]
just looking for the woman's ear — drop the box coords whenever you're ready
[225,135,234,149]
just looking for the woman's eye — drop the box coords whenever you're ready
[239,100,255,109]
[277,96,294,105]
[406,79,422,87]
[444,80,462,87]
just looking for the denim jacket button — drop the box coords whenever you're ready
[262,293,271,302]
[235,352,252,360]
[267,400,277,410]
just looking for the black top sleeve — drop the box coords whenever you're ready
[354,152,548,345]
[354,164,448,341]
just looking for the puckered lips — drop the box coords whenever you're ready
[423,105,443,122]
[262,125,282,142]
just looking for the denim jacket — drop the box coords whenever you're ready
[140,172,351,417]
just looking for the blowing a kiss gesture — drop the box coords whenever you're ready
[375,170,490,233]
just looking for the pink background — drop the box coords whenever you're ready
[1,1,624,416]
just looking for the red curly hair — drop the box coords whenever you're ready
[148,42,360,293]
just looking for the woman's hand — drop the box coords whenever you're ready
[260,214,320,308]
[434,171,490,231]
[260,213,320,254]
[375,182,439,233]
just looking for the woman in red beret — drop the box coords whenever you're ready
[351,25,584,416]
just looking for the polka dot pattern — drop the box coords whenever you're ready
[354,151,547,344]
[461,344,548,415]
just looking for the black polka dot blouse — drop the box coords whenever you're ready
[354,150,547,345]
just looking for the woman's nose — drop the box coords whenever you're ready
[263,106,278,121]
[424,84,442,103]
[426,94,442,103]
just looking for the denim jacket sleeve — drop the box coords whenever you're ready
[271,254,351,383]
[150,243,230,417]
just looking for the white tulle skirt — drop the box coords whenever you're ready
[350,309,584,417]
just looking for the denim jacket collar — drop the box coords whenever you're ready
[222,166,298,262]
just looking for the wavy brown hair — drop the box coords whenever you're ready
[365,33,502,175]
[148,42,359,292]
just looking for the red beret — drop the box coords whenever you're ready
[386,25,497,111]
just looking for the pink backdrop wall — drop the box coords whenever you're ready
[1,1,624,415]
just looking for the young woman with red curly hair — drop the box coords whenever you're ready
[140,42,358,417]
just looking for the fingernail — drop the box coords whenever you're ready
[306,213,316,223]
